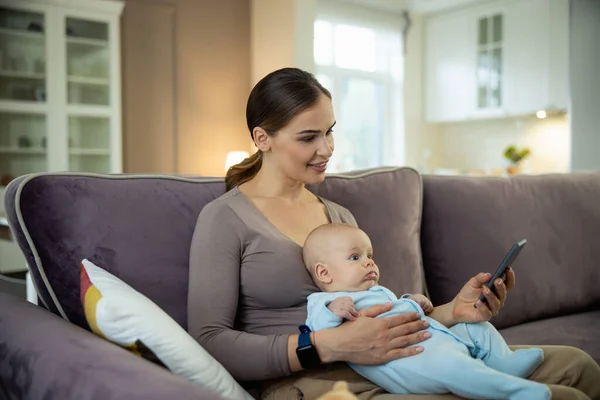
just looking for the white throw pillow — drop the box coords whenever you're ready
[80,258,253,400]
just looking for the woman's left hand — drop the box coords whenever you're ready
[450,267,516,324]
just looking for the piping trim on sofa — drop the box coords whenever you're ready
[8,176,54,313]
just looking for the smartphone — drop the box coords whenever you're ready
[476,239,527,307]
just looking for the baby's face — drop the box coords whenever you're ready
[322,229,380,292]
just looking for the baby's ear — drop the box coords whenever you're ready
[314,263,332,284]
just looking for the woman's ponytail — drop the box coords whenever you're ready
[225,151,262,192]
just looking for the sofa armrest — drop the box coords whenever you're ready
[0,294,224,400]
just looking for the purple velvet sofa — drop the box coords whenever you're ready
[1,167,599,400]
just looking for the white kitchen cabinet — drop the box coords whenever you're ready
[0,0,124,189]
[424,0,569,123]
[504,0,569,115]
[425,10,475,122]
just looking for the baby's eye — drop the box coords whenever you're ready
[367,254,373,259]
[350,254,360,261]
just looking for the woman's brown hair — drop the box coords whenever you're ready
[225,68,331,191]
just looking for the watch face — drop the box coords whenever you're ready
[297,345,321,369]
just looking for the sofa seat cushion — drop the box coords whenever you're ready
[499,310,600,364]
[0,293,223,400]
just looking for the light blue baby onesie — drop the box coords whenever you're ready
[306,285,550,400]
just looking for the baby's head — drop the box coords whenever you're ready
[302,223,380,292]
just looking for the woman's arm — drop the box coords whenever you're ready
[187,201,290,381]
[314,305,430,365]
[286,307,431,373]
[429,268,516,327]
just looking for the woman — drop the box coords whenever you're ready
[188,67,600,400]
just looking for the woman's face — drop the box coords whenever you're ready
[266,94,336,185]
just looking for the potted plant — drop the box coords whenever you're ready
[504,145,531,175]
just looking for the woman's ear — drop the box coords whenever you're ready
[253,127,271,152]
[314,263,332,285]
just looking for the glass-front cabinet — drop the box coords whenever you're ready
[476,13,503,110]
[0,0,123,188]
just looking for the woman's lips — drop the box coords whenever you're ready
[307,161,328,172]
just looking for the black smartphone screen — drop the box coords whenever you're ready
[477,239,527,306]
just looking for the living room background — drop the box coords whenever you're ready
[1,0,600,289]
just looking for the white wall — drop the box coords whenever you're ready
[121,0,251,176]
[403,14,445,172]
[569,0,600,171]
[250,0,316,86]
[439,114,570,174]
[249,0,317,151]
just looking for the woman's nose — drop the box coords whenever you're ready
[317,138,333,157]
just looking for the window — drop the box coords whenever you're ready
[477,14,503,109]
[313,2,404,173]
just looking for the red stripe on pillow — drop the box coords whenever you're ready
[80,262,93,304]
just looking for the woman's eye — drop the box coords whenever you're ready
[326,129,334,136]
[301,136,315,142]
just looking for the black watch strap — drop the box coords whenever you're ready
[296,324,321,369]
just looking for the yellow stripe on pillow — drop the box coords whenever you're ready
[83,284,104,337]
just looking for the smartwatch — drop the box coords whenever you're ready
[296,324,321,369]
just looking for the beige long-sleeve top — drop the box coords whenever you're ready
[187,186,357,382]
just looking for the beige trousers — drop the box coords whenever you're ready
[261,346,600,400]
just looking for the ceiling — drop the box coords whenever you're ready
[330,0,482,14]
[405,0,482,13]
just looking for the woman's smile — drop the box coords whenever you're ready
[307,160,328,172]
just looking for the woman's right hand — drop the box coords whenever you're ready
[315,303,431,365]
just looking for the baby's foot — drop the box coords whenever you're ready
[486,347,544,378]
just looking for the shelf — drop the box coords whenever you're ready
[67,36,108,47]
[68,76,109,85]
[0,70,45,80]
[0,3,123,183]
[0,27,44,41]
[0,147,46,155]
[67,105,111,117]
[69,148,110,156]
[0,101,47,114]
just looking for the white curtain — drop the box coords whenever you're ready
[314,0,405,172]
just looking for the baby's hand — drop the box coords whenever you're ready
[408,294,434,314]
[327,296,359,321]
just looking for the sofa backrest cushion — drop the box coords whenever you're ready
[5,174,225,330]
[309,167,425,298]
[5,167,424,331]
[421,172,600,329]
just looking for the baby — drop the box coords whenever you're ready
[302,223,550,400]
